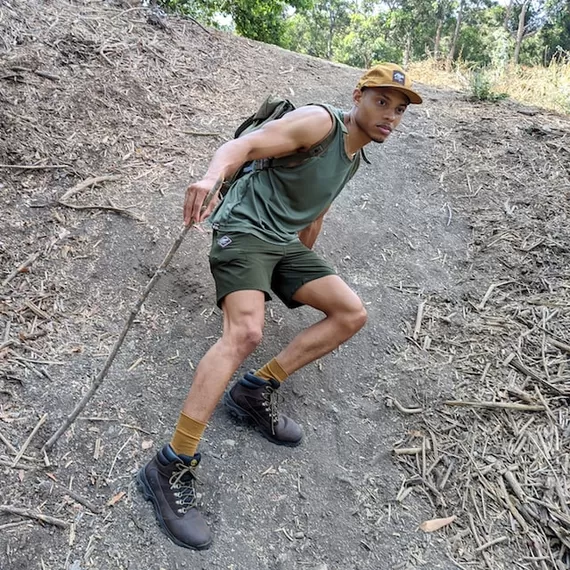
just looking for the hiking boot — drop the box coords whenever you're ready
[137,444,212,550]
[223,372,303,446]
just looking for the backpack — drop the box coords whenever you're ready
[220,95,368,196]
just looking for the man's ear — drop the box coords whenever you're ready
[353,88,363,106]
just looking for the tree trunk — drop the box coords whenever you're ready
[434,18,443,60]
[327,7,334,60]
[503,0,513,30]
[403,31,412,67]
[513,0,530,64]
[434,0,448,61]
[446,0,464,71]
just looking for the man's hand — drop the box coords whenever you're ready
[183,177,222,225]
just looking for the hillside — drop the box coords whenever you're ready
[1,1,570,569]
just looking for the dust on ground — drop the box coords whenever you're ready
[1,1,570,569]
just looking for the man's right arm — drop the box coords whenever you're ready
[183,106,333,225]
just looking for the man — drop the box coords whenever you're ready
[138,63,422,550]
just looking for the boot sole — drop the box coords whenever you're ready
[222,390,303,447]
[136,468,212,551]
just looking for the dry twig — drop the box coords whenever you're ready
[0,505,69,528]
[12,414,48,467]
[444,400,545,412]
[43,187,219,451]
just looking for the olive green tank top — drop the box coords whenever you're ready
[209,105,360,244]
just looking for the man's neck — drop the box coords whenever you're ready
[344,110,371,156]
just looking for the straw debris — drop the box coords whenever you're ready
[391,93,570,568]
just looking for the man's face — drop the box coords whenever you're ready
[353,87,409,143]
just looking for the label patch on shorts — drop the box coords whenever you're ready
[217,235,232,248]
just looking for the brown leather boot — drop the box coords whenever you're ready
[137,444,212,550]
[223,372,303,446]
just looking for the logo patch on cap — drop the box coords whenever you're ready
[393,71,405,85]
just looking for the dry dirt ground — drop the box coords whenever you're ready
[1,1,570,569]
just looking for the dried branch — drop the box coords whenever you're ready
[43,187,219,451]
[0,505,69,528]
[444,400,545,412]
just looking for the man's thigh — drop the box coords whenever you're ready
[220,290,266,333]
[271,242,336,309]
[291,274,364,316]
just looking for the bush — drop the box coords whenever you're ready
[469,71,508,102]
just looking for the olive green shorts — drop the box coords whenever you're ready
[209,231,336,309]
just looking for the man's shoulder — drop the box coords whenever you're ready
[298,103,344,120]
[303,104,347,136]
[275,105,334,149]
[290,104,335,122]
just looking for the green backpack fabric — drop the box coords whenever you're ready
[221,95,368,196]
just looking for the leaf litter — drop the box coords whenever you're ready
[1,0,570,568]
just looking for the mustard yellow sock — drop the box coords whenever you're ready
[170,412,207,457]
[255,358,289,383]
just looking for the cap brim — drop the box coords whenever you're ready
[359,83,423,104]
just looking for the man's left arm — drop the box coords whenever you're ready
[299,207,329,249]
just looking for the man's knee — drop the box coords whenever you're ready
[220,291,266,358]
[350,303,368,333]
[227,321,263,356]
[337,301,368,336]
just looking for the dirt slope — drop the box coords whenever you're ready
[1,1,570,570]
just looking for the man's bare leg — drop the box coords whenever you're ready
[171,289,266,455]
[181,289,266,424]
[138,289,265,551]
[275,275,367,374]
[223,275,365,446]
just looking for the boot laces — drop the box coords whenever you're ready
[169,462,199,513]
[261,385,280,434]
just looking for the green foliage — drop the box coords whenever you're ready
[457,24,490,64]
[384,0,436,60]
[230,0,314,45]
[488,26,513,69]
[232,0,287,44]
[334,13,402,67]
[282,14,314,54]
[469,70,508,101]
[456,17,513,67]
[539,0,570,62]
[160,0,314,45]
[158,0,221,24]
[160,0,570,75]
[283,1,355,58]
